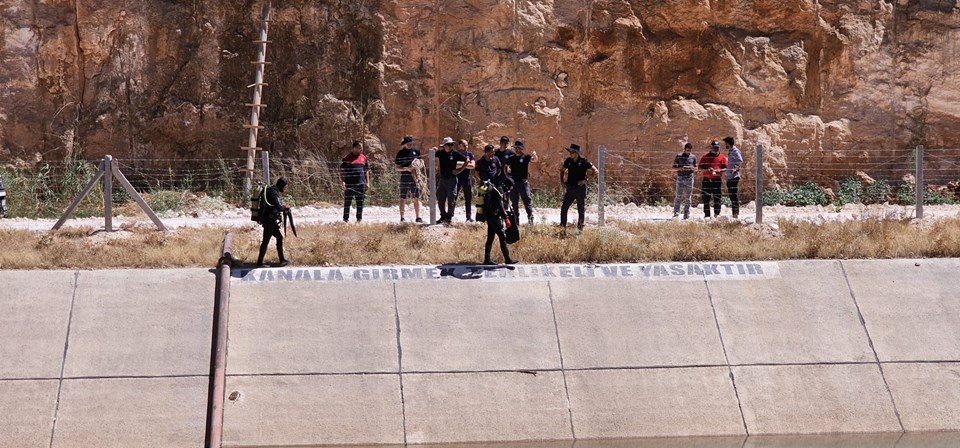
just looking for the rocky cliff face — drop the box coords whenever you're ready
[2,1,959,197]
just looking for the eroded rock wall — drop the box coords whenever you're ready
[2,1,959,196]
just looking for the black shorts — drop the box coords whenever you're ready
[399,175,420,199]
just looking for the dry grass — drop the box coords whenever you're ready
[2,218,960,270]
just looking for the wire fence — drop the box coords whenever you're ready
[0,146,958,220]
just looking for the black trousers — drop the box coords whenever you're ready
[343,184,366,222]
[257,219,284,265]
[702,178,723,217]
[727,177,740,217]
[484,216,511,263]
[560,184,586,228]
[511,179,534,221]
[457,176,473,219]
[437,177,458,221]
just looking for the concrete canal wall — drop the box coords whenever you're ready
[2,260,959,447]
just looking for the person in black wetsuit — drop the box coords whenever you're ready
[256,177,290,267]
[482,166,517,265]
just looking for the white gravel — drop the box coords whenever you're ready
[2,202,958,232]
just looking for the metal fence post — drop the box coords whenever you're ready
[755,144,763,224]
[916,145,924,219]
[597,145,606,227]
[261,150,270,185]
[104,155,113,232]
[428,147,437,225]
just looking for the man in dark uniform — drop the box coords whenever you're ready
[455,139,476,221]
[341,139,370,223]
[559,143,598,230]
[395,135,423,223]
[433,137,467,224]
[495,135,513,166]
[506,140,538,224]
[256,177,290,267]
[475,144,503,184]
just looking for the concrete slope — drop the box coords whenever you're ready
[1,269,214,448]
[222,260,960,446]
[3,260,959,447]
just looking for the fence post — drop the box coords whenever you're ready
[428,147,437,225]
[916,145,924,219]
[597,145,606,227]
[104,155,113,232]
[755,144,763,224]
[261,151,270,185]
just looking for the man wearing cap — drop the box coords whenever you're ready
[507,140,538,224]
[395,135,423,223]
[432,137,468,224]
[723,136,743,219]
[455,139,477,221]
[672,142,697,220]
[699,140,728,219]
[341,139,370,223]
[559,143,598,230]
[256,177,291,267]
[495,135,514,166]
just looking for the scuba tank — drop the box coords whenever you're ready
[250,184,264,223]
[475,183,488,221]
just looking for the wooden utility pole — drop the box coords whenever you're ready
[241,1,273,199]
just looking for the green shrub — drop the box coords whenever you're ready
[763,187,787,206]
[837,178,862,206]
[924,190,956,205]
[787,182,828,206]
[897,183,915,205]
[147,190,187,213]
[863,180,892,204]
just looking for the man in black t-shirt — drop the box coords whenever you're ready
[433,137,467,224]
[394,135,423,223]
[455,139,477,221]
[341,140,370,223]
[559,143,598,230]
[475,144,503,184]
[495,135,513,166]
[506,140,538,224]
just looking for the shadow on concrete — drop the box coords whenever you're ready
[435,262,517,280]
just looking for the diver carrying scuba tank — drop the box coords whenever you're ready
[481,168,518,266]
[255,177,292,267]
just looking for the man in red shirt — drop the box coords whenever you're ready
[699,140,727,219]
[341,140,370,223]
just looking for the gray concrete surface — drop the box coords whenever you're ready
[884,362,960,432]
[4,259,960,447]
[0,271,75,379]
[397,281,560,372]
[403,371,571,444]
[52,377,207,448]
[566,368,744,439]
[552,280,725,369]
[843,259,960,362]
[733,364,902,434]
[0,269,212,448]
[710,260,874,365]
[227,282,398,375]
[0,380,58,448]
[222,374,404,446]
[64,269,213,377]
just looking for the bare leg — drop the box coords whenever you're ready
[399,199,406,220]
[413,199,421,219]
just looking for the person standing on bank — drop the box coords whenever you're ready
[455,139,477,221]
[475,144,503,184]
[395,135,423,223]
[433,137,467,224]
[724,136,743,219]
[699,140,728,219]
[507,140,538,224]
[672,142,698,220]
[559,143,598,230]
[257,177,290,267]
[495,135,514,166]
[341,140,370,223]
[483,164,517,265]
